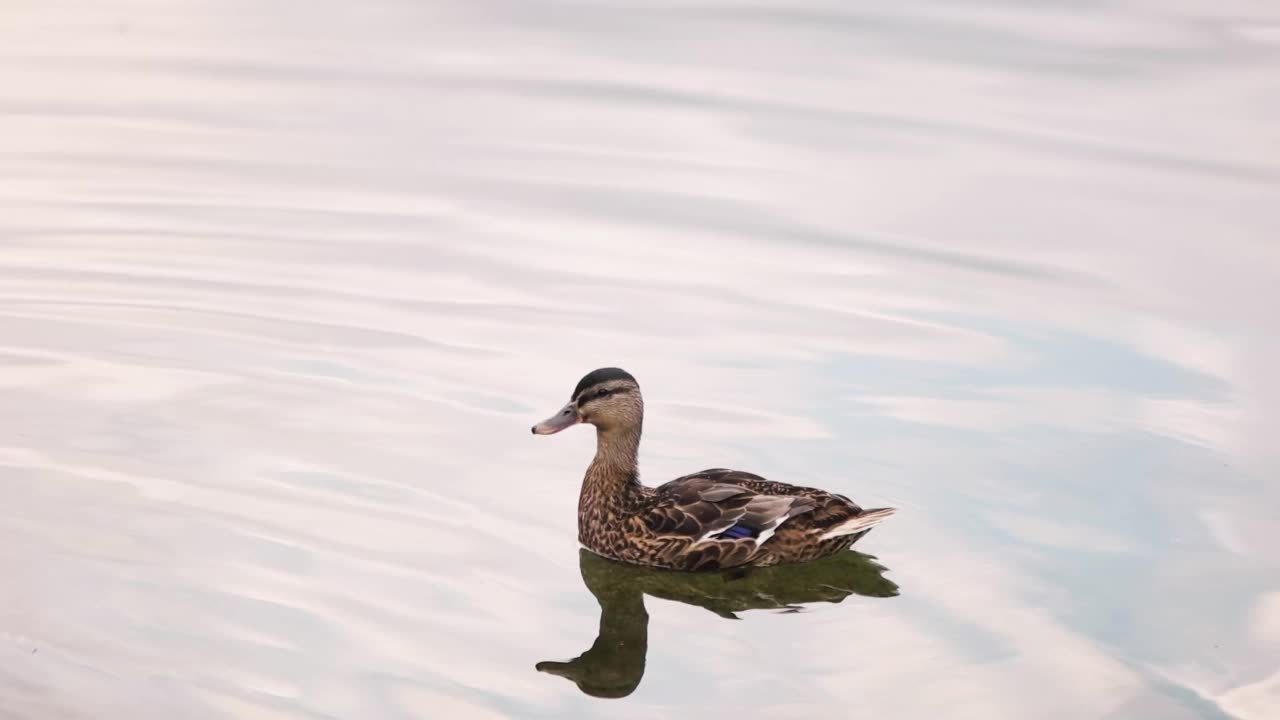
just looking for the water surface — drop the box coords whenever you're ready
[3,1,1279,718]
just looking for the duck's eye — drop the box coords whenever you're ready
[595,388,612,399]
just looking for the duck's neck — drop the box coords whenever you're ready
[591,424,641,478]
[579,425,645,534]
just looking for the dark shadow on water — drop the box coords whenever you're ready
[536,549,898,698]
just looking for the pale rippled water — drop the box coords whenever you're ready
[3,1,1280,718]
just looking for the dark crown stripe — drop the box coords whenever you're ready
[571,367,637,400]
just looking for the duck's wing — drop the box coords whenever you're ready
[668,468,769,486]
[644,474,818,548]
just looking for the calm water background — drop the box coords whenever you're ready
[3,1,1279,718]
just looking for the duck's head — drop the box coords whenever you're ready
[532,367,643,436]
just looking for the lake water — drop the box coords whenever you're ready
[3,1,1279,718]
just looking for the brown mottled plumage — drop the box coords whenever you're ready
[532,368,895,571]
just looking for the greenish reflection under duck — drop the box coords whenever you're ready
[537,548,899,698]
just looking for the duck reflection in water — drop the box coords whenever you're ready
[537,548,898,698]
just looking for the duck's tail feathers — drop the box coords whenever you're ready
[819,507,897,540]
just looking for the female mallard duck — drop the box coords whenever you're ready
[532,367,895,571]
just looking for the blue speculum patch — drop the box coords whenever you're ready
[715,524,758,540]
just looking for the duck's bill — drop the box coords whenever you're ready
[532,402,580,435]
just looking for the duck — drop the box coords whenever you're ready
[531,367,895,571]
